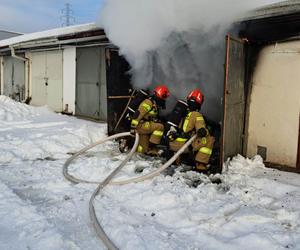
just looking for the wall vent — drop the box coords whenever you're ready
[257,146,267,161]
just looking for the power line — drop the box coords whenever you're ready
[61,3,75,27]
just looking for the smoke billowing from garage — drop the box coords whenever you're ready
[98,0,280,121]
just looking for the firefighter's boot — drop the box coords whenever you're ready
[195,162,208,173]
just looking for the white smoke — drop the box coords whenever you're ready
[98,0,281,121]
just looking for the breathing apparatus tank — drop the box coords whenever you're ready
[127,89,149,116]
[166,100,189,130]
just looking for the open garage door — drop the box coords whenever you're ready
[222,35,246,163]
[106,49,132,135]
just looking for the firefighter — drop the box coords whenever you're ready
[168,89,214,172]
[130,85,170,155]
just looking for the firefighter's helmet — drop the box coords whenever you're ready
[153,85,170,100]
[187,89,204,110]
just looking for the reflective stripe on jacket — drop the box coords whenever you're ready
[131,99,158,127]
[182,111,207,135]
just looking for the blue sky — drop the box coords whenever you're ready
[0,0,104,33]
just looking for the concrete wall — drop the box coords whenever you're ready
[63,47,76,114]
[247,41,300,167]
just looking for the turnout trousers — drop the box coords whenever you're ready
[169,135,214,164]
[136,121,164,154]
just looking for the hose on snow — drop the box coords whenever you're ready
[63,132,196,249]
[64,134,197,186]
[89,132,139,250]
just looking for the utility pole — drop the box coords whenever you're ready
[61,3,75,27]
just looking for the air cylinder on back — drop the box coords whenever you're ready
[127,89,149,115]
[167,100,188,129]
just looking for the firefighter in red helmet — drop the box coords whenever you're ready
[131,85,170,155]
[168,89,215,172]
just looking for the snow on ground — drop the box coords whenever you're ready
[0,95,300,250]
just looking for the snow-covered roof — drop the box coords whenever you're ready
[0,30,23,41]
[245,0,300,21]
[0,29,23,35]
[0,23,101,47]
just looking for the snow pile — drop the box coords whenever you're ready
[0,98,300,250]
[0,95,45,121]
[0,96,106,164]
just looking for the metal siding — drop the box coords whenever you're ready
[99,47,107,120]
[63,47,76,114]
[31,51,63,112]
[76,47,103,119]
[46,50,63,112]
[31,52,47,106]
[3,56,25,101]
[223,36,246,161]
[0,57,3,94]
[3,56,13,96]
[13,58,25,101]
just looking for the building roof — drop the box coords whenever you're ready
[0,30,23,41]
[245,0,300,20]
[241,0,300,42]
[0,23,101,48]
[0,30,23,35]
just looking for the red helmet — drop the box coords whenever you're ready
[187,89,204,105]
[153,85,170,100]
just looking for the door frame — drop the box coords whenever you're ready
[221,34,246,164]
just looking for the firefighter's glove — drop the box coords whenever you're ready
[168,131,179,142]
[130,127,136,136]
[167,126,177,136]
[197,128,207,138]
[167,126,178,142]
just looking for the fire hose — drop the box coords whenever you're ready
[63,132,196,249]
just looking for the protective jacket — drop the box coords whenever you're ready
[131,98,164,154]
[169,111,214,165]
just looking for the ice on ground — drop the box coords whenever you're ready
[0,96,300,250]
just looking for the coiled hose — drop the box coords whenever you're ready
[63,133,196,249]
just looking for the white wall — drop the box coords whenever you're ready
[247,41,300,167]
[63,47,76,114]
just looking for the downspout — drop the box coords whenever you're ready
[9,45,28,62]
[9,45,30,102]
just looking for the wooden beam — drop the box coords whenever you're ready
[108,95,131,99]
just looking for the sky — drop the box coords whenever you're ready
[0,0,104,33]
[0,0,282,34]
